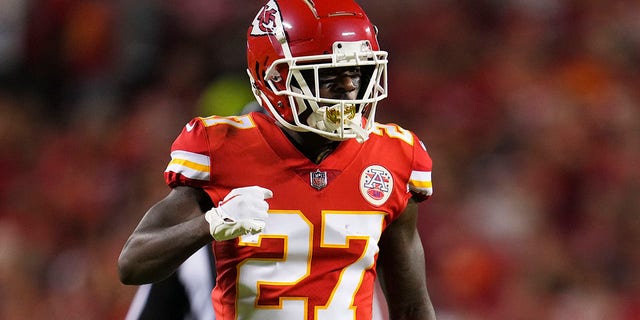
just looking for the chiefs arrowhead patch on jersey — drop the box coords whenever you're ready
[250,0,283,36]
[360,165,393,206]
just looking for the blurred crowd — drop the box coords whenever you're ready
[0,0,639,319]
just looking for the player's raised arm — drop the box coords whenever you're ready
[118,185,272,285]
[377,198,437,320]
[118,186,213,285]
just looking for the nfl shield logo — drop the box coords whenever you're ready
[310,169,328,190]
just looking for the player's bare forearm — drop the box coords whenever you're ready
[378,199,437,320]
[381,236,436,320]
[118,186,213,284]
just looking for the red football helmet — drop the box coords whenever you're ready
[247,0,388,142]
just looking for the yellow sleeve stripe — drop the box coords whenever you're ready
[411,180,433,188]
[409,170,433,196]
[168,158,209,172]
[165,150,210,181]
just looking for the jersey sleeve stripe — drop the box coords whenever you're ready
[165,150,210,181]
[168,158,209,173]
[170,150,210,165]
[409,170,433,195]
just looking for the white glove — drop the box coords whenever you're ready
[204,186,273,241]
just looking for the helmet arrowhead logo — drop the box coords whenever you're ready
[258,8,277,32]
[251,0,282,36]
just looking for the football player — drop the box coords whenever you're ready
[118,1,436,319]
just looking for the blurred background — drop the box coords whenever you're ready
[0,0,639,319]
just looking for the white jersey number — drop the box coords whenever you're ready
[237,210,386,320]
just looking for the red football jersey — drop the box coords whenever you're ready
[164,112,433,320]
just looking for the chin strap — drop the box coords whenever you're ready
[346,116,369,143]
